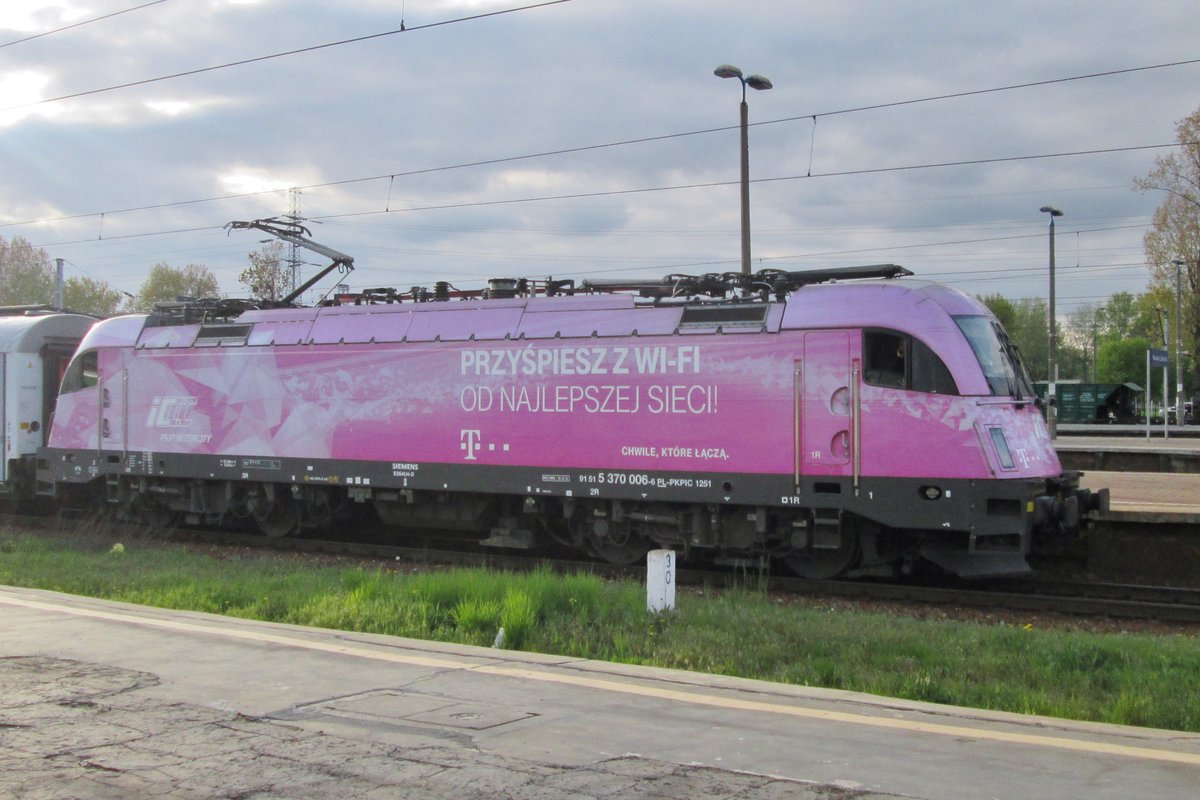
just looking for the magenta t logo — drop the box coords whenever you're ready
[460,429,481,460]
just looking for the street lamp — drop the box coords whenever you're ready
[715,64,772,275]
[1039,205,1063,439]
[1174,258,1186,426]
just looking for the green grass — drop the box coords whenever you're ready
[2,531,1198,732]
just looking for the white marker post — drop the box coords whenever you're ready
[647,549,675,612]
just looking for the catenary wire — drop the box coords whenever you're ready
[0,1,572,112]
[2,56,1196,229]
[308,143,1186,221]
[4,141,1186,233]
[0,0,170,49]
[7,48,1187,304]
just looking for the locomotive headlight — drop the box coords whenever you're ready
[920,485,942,500]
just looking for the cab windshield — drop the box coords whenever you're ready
[60,350,99,395]
[953,316,1035,398]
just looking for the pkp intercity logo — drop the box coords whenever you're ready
[147,396,198,428]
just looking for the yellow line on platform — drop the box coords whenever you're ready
[4,591,1200,767]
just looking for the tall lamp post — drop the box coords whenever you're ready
[1039,205,1063,439]
[714,64,772,275]
[1174,258,1186,427]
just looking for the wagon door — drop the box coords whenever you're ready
[795,331,857,481]
[41,343,77,446]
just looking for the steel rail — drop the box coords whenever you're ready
[11,514,1200,624]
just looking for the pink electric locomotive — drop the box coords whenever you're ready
[39,224,1104,578]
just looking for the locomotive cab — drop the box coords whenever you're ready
[953,311,1108,542]
[781,279,1106,578]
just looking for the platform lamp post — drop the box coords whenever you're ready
[1174,258,1186,427]
[1040,206,1063,439]
[714,64,772,276]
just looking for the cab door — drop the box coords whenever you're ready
[99,350,127,454]
[796,331,855,480]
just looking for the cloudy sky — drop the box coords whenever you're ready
[1,0,1197,313]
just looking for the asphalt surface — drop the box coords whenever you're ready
[3,586,1198,800]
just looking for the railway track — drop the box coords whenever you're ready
[9,513,1199,625]
[993,578,1200,622]
[157,526,1200,625]
[788,576,1200,624]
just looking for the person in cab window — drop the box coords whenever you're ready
[866,331,904,387]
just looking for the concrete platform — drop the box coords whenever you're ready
[2,586,1198,799]
[1059,422,1200,435]
[1058,435,1200,453]
[1077,471,1200,585]
[1080,471,1200,519]
[1057,435,1200,473]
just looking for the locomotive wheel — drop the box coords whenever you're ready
[784,529,860,580]
[253,496,299,539]
[581,518,652,565]
[133,496,179,530]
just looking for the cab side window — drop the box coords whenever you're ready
[60,351,99,394]
[910,337,957,394]
[864,331,906,388]
[864,331,958,395]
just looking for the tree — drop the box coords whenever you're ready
[1097,336,1159,391]
[1135,104,1200,393]
[239,242,291,302]
[0,235,55,306]
[1064,304,1101,380]
[63,277,125,317]
[1055,336,1090,384]
[131,263,221,312]
[978,293,1016,332]
[1093,291,1160,342]
[1011,298,1050,382]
